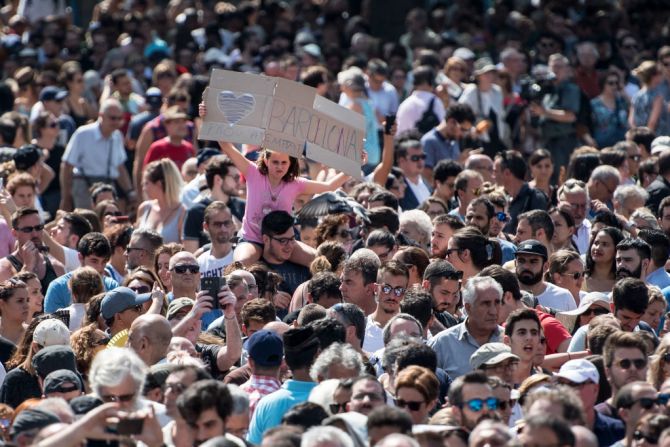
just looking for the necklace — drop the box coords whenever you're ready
[267,176,285,202]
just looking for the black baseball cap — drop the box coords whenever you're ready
[515,239,548,260]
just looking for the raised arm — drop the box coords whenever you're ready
[371,121,397,186]
[301,172,351,196]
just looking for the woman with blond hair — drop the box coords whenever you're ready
[630,60,670,134]
[136,158,185,243]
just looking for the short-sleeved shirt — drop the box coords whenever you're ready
[241,164,307,243]
[536,283,577,312]
[262,258,310,296]
[537,311,572,355]
[44,271,119,314]
[183,197,246,247]
[62,122,127,179]
[196,343,223,378]
[540,80,581,139]
[421,128,460,168]
[144,137,195,169]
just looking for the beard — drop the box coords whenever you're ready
[616,264,642,279]
[517,270,543,286]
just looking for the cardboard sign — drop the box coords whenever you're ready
[200,69,365,179]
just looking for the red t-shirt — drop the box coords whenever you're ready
[144,137,195,169]
[536,310,572,355]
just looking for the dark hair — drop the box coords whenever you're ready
[479,265,522,301]
[400,289,433,329]
[261,211,294,237]
[504,308,540,337]
[412,65,436,88]
[448,370,489,408]
[638,229,670,267]
[308,318,346,350]
[330,303,366,346]
[308,272,342,305]
[366,230,396,251]
[604,331,649,368]
[0,118,16,146]
[523,414,575,447]
[497,150,527,181]
[77,232,112,260]
[110,68,129,85]
[612,278,649,314]
[366,206,400,234]
[433,214,465,231]
[567,152,601,182]
[11,207,38,229]
[205,156,235,189]
[301,66,328,88]
[283,327,320,371]
[593,210,623,231]
[240,298,276,328]
[343,255,378,285]
[367,58,389,77]
[280,402,328,430]
[169,364,213,382]
[587,324,619,355]
[616,237,651,262]
[528,148,552,167]
[659,150,670,177]
[518,210,554,241]
[297,303,326,326]
[469,196,495,220]
[639,158,659,185]
[395,342,437,373]
[451,227,502,270]
[423,259,461,287]
[368,191,399,209]
[65,212,93,241]
[600,148,628,168]
[315,214,349,246]
[585,227,624,277]
[627,127,655,154]
[433,159,463,184]
[177,380,233,426]
[257,150,300,182]
[445,103,475,124]
[132,228,164,255]
[392,248,428,279]
[549,206,575,230]
[366,406,413,435]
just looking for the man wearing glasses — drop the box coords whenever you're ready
[100,287,152,337]
[586,165,621,213]
[396,138,431,211]
[558,179,591,255]
[363,260,409,353]
[447,371,498,432]
[125,228,163,272]
[60,98,136,210]
[612,381,660,447]
[447,169,483,222]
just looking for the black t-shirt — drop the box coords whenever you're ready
[261,258,310,296]
[183,197,246,247]
[196,343,223,379]
[0,367,41,408]
[0,336,15,367]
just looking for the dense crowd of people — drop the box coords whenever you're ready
[4,1,670,447]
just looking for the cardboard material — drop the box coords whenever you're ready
[200,69,365,178]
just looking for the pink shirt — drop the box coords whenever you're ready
[240,163,306,243]
[0,218,14,258]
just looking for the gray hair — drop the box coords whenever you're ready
[302,426,354,447]
[375,434,421,447]
[89,347,148,400]
[399,210,433,245]
[629,208,661,230]
[462,276,503,306]
[349,247,381,267]
[589,165,621,185]
[337,67,365,88]
[310,342,364,381]
[549,53,570,66]
[381,334,420,373]
[382,313,423,345]
[558,179,590,203]
[613,184,649,205]
[35,397,75,423]
[100,98,123,115]
[226,384,249,416]
[500,47,522,62]
[576,41,599,58]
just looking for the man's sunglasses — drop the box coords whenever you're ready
[629,397,659,410]
[616,358,647,370]
[633,431,658,444]
[101,393,135,403]
[16,224,44,233]
[394,398,425,411]
[379,284,406,297]
[462,397,498,412]
[409,154,426,162]
[129,285,151,294]
[560,271,584,280]
[497,399,515,411]
[329,402,349,414]
[172,264,200,274]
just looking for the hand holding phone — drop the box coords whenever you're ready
[384,114,396,135]
[200,276,227,309]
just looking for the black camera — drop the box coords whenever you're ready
[519,77,554,104]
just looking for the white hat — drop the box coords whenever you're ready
[556,292,610,331]
[556,359,599,384]
[33,319,70,347]
[651,136,670,155]
[453,47,476,61]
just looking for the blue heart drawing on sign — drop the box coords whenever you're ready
[217,91,256,125]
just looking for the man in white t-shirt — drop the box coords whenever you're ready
[363,260,409,353]
[197,201,235,278]
[515,240,576,312]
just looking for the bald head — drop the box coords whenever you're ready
[129,314,173,365]
[230,269,258,298]
[169,252,197,270]
[264,321,290,336]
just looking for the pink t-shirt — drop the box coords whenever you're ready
[240,164,307,243]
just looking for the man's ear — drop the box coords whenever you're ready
[421,279,431,292]
[305,291,313,304]
[78,253,84,264]
[503,334,511,346]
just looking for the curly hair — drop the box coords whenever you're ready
[256,149,300,182]
[310,241,347,275]
[315,214,350,247]
[70,323,108,377]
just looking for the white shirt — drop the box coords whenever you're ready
[459,84,507,144]
[406,176,431,205]
[63,246,81,272]
[63,122,127,179]
[573,219,592,255]
[198,249,234,278]
[65,303,86,331]
[396,90,446,134]
[181,174,206,209]
[368,81,400,117]
[363,314,384,353]
[536,282,577,312]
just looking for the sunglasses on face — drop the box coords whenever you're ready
[409,154,426,162]
[329,402,349,414]
[631,397,658,410]
[633,431,658,444]
[463,397,498,412]
[497,399,515,411]
[582,307,609,317]
[659,393,670,405]
[616,358,647,370]
[394,398,425,411]
[496,212,508,222]
[172,264,200,274]
[380,284,406,297]
[16,224,44,233]
[561,271,584,280]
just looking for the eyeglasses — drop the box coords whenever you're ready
[463,397,498,412]
[582,307,609,317]
[329,402,349,414]
[379,284,406,297]
[100,393,135,403]
[633,431,658,444]
[496,212,508,222]
[270,235,296,246]
[615,358,647,370]
[630,397,659,410]
[129,285,150,294]
[394,398,425,411]
[409,154,426,162]
[172,264,200,274]
[47,122,58,128]
[126,246,147,253]
[560,271,584,280]
[16,224,44,233]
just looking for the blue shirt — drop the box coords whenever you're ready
[499,238,517,264]
[647,267,670,290]
[247,380,317,444]
[421,128,460,169]
[593,411,625,447]
[44,272,118,313]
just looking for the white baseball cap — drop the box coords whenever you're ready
[556,359,599,384]
[33,319,70,347]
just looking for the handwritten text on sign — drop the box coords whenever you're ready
[199,69,365,179]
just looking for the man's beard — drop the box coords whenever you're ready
[616,264,642,279]
[518,270,543,286]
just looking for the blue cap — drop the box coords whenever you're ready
[39,86,68,102]
[101,287,151,320]
[247,330,283,367]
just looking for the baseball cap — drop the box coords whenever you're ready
[470,342,520,370]
[9,409,59,439]
[167,297,195,320]
[145,87,163,107]
[651,136,670,155]
[14,144,42,171]
[473,57,497,76]
[33,318,71,347]
[69,395,103,415]
[39,86,68,102]
[32,345,79,380]
[43,369,82,395]
[556,358,600,384]
[515,239,548,261]
[196,149,221,167]
[247,330,283,367]
[453,47,476,61]
[101,287,151,320]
